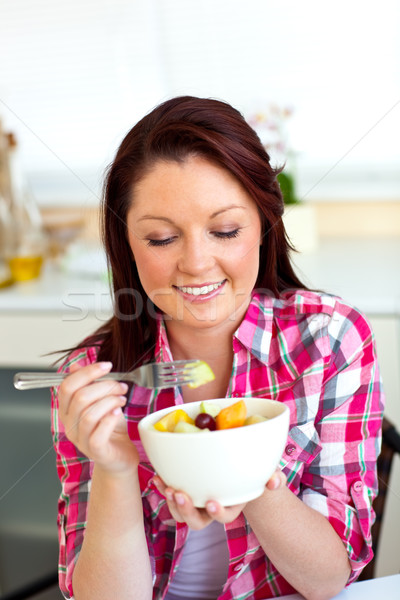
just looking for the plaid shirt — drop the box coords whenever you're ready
[51,291,384,599]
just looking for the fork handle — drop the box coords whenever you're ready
[13,372,124,391]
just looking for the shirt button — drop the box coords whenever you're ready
[232,392,240,398]
[353,481,363,492]
[234,562,244,572]
[285,444,296,455]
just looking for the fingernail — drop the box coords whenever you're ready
[270,476,280,490]
[112,407,122,416]
[120,383,129,393]
[175,493,185,506]
[99,361,113,371]
[207,502,217,514]
[165,490,173,501]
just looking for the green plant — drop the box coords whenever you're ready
[277,171,299,205]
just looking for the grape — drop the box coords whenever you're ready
[195,413,217,431]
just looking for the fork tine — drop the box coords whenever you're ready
[160,374,194,384]
[159,360,199,371]
[156,359,214,389]
[146,360,196,388]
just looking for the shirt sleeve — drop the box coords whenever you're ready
[299,301,385,584]
[50,346,98,599]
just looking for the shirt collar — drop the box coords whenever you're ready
[154,315,173,363]
[233,292,274,365]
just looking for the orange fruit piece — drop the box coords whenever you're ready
[154,409,194,432]
[215,400,247,430]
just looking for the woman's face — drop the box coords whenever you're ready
[126,156,262,336]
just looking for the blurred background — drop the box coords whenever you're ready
[1,0,400,204]
[0,1,399,597]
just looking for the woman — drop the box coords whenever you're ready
[52,96,384,600]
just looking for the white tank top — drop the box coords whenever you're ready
[164,521,229,600]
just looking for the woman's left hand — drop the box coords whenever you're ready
[152,469,286,529]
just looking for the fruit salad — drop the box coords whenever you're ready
[153,399,268,433]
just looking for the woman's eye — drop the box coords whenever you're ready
[146,229,241,246]
[213,228,241,240]
[146,237,175,247]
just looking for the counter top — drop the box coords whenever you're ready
[0,263,112,317]
[0,237,399,317]
[292,238,400,316]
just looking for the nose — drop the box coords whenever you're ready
[177,236,215,276]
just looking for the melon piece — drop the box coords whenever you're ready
[154,409,194,432]
[174,421,203,433]
[244,415,268,426]
[199,401,220,418]
[187,361,215,388]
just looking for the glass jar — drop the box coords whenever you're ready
[1,131,47,282]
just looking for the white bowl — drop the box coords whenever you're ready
[138,397,290,507]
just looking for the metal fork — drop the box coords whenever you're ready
[14,360,207,391]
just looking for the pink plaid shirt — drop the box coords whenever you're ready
[51,291,384,599]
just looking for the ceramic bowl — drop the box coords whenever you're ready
[138,397,290,507]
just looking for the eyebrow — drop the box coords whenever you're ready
[137,204,246,223]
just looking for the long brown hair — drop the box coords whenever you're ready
[80,96,307,371]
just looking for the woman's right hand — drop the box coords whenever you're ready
[57,361,139,474]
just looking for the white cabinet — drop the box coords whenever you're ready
[369,317,400,426]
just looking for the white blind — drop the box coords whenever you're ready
[0,0,399,205]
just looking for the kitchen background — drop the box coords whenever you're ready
[0,0,399,597]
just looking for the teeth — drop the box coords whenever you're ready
[178,282,223,295]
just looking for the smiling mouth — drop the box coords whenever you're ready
[174,280,225,296]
